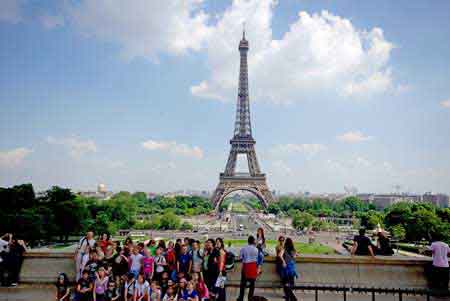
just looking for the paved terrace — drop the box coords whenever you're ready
[1,252,447,300]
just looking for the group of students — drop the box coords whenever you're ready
[68,231,234,301]
[0,233,27,287]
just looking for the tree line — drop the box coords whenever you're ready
[0,184,212,245]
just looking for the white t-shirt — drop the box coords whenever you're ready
[130,253,144,271]
[135,280,149,296]
[78,237,95,254]
[431,241,450,268]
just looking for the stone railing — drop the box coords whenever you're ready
[20,252,434,289]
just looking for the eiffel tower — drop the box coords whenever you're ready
[211,30,274,210]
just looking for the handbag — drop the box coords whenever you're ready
[215,275,226,288]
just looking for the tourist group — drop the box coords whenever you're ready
[67,228,298,301]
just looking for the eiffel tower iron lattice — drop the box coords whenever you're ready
[211,31,274,210]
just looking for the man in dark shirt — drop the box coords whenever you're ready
[351,228,375,257]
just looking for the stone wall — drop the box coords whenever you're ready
[20,252,433,289]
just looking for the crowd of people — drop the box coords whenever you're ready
[68,227,298,301]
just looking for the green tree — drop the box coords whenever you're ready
[292,211,315,230]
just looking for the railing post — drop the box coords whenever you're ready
[372,290,375,301]
[315,288,318,301]
[399,291,402,301]
[343,288,347,301]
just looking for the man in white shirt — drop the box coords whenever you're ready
[75,231,95,281]
[429,234,450,291]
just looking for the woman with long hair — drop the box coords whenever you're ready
[256,228,266,255]
[214,238,227,301]
[279,238,298,301]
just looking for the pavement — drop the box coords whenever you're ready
[0,285,438,301]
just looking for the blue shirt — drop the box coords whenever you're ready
[239,245,259,263]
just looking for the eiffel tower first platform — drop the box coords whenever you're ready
[211,31,274,210]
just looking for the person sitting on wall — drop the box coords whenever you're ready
[351,228,375,258]
[376,231,394,256]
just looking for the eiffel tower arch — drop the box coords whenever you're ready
[212,31,274,210]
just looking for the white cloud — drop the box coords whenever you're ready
[355,156,371,167]
[142,140,203,159]
[271,143,326,157]
[0,0,23,24]
[191,3,395,103]
[47,136,97,158]
[440,99,450,108]
[0,147,32,168]
[336,131,372,143]
[63,0,396,103]
[271,160,293,175]
[67,0,212,61]
[40,14,64,29]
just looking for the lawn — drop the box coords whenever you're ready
[224,239,335,255]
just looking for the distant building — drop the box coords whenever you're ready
[422,193,449,208]
[78,184,113,200]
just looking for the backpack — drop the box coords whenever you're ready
[282,258,298,278]
[225,251,235,271]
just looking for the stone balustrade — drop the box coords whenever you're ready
[20,252,434,289]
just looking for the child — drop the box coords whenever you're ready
[130,247,144,278]
[105,281,120,301]
[191,273,208,301]
[85,251,100,281]
[159,272,169,298]
[162,286,177,301]
[180,281,199,301]
[176,278,187,298]
[124,272,136,301]
[142,247,154,282]
[149,281,161,301]
[55,273,70,301]
[134,273,150,301]
[165,241,177,281]
[154,247,167,282]
[177,245,192,275]
[94,267,109,301]
[76,270,93,301]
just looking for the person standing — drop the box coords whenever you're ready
[351,228,375,258]
[275,236,285,278]
[428,233,450,291]
[279,238,298,301]
[214,238,227,301]
[76,231,96,281]
[237,236,259,301]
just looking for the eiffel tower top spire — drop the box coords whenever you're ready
[233,27,252,139]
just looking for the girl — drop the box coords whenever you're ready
[100,233,112,254]
[214,238,227,301]
[191,272,208,301]
[149,281,161,301]
[94,267,109,301]
[76,270,93,301]
[256,228,266,255]
[134,274,150,301]
[162,286,177,301]
[55,273,70,301]
[180,281,199,301]
[165,241,177,281]
[124,272,136,301]
[280,238,298,301]
[154,247,167,282]
[142,247,154,282]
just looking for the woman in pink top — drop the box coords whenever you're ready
[142,248,154,281]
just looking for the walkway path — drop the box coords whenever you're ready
[0,285,435,301]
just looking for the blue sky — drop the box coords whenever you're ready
[1,0,449,194]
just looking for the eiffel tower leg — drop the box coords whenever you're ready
[247,148,261,175]
[224,150,237,176]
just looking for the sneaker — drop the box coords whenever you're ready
[10,283,17,287]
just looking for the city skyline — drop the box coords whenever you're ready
[1,1,450,194]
